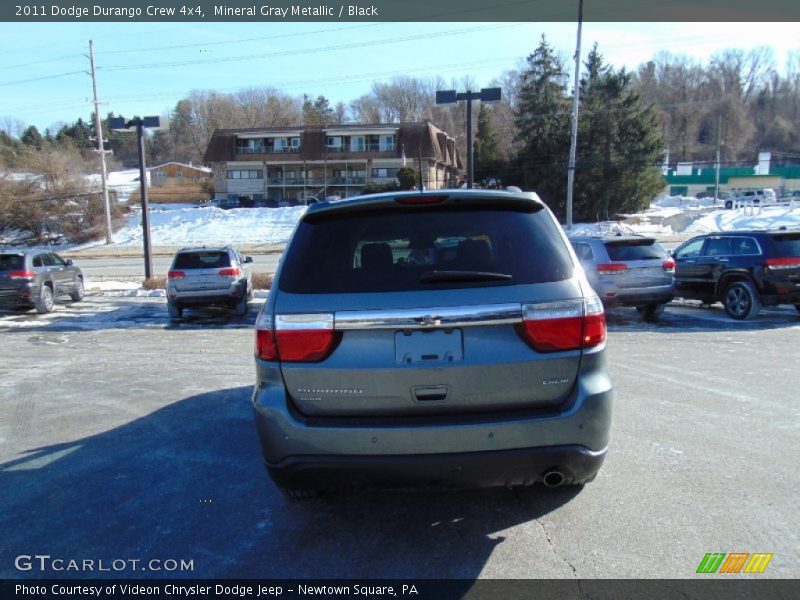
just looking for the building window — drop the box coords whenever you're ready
[227,170,263,179]
[371,168,399,179]
[290,137,301,149]
[350,136,365,152]
[379,135,395,151]
[326,136,342,149]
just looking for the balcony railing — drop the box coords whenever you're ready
[324,144,395,153]
[236,146,301,154]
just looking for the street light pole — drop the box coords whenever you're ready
[436,87,501,189]
[109,115,161,280]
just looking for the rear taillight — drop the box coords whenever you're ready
[255,312,339,362]
[765,257,800,270]
[167,270,185,279]
[662,258,676,273]
[395,195,448,205]
[597,263,628,274]
[218,267,240,277]
[518,296,606,353]
[9,270,36,280]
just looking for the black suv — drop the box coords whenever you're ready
[672,230,800,319]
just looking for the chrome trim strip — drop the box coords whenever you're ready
[334,303,523,330]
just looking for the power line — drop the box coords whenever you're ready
[97,24,521,71]
[0,70,86,88]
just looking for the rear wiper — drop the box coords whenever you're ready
[420,270,512,283]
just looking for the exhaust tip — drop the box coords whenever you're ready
[542,470,566,488]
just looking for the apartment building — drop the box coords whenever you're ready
[202,121,462,205]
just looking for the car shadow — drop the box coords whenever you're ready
[0,386,581,580]
[605,303,800,333]
[0,297,260,333]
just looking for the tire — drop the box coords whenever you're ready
[69,277,84,302]
[234,293,248,316]
[167,301,183,319]
[35,284,55,314]
[636,303,665,321]
[722,280,761,320]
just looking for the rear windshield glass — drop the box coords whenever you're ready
[604,239,665,261]
[772,234,800,256]
[279,207,574,294]
[173,251,230,269]
[0,254,24,270]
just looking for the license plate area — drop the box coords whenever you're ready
[394,329,463,365]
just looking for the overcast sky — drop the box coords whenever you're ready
[0,21,797,133]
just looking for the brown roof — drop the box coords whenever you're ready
[202,122,461,169]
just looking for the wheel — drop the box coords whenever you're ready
[722,280,761,320]
[724,200,733,209]
[167,301,183,319]
[69,277,84,302]
[636,303,665,320]
[34,284,55,314]
[234,293,248,316]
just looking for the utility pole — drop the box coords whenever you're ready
[566,0,584,230]
[88,40,113,244]
[714,115,722,204]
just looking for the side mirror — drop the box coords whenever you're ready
[65,259,74,266]
[244,256,253,264]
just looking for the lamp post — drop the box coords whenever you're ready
[109,116,161,279]
[435,87,501,189]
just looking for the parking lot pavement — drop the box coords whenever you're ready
[0,296,798,579]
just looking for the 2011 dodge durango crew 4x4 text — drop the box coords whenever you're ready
[252,190,613,496]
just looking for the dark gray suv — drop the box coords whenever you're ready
[253,190,612,496]
[0,251,84,313]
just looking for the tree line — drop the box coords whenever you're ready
[2,38,799,223]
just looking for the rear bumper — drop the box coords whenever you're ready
[168,282,246,307]
[600,287,674,308]
[252,349,613,489]
[267,444,607,490]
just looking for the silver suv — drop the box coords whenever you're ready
[252,190,613,496]
[569,235,675,319]
[166,246,253,319]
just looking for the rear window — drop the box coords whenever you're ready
[173,251,230,269]
[279,207,574,293]
[772,233,800,256]
[0,254,24,270]
[604,239,666,261]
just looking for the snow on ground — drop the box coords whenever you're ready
[569,221,673,237]
[112,205,306,247]
[684,205,800,234]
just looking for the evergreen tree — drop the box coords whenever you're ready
[574,46,665,221]
[473,104,501,184]
[55,118,93,149]
[302,95,335,127]
[513,36,572,216]
[20,125,44,150]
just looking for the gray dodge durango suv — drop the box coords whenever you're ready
[252,190,613,496]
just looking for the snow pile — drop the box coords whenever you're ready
[569,220,672,237]
[652,195,719,209]
[112,205,306,247]
[684,205,800,234]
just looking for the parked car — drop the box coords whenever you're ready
[569,234,675,319]
[671,229,800,319]
[0,251,84,313]
[166,246,253,319]
[252,190,612,497]
[210,197,240,210]
[724,188,776,209]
